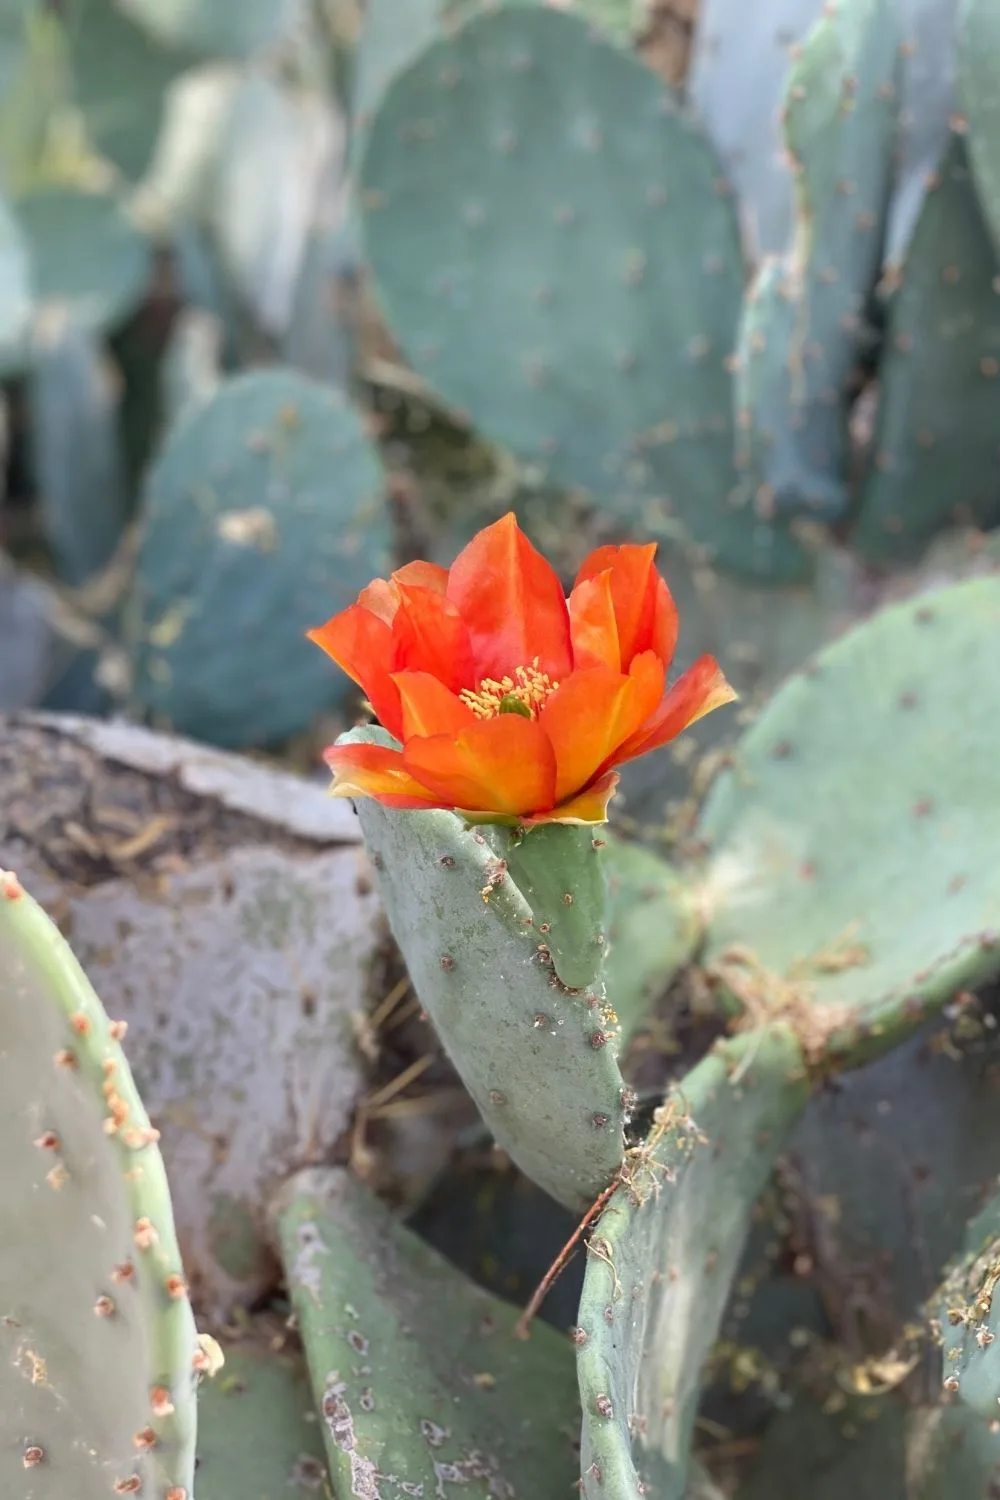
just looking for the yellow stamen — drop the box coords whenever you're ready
[459,657,558,720]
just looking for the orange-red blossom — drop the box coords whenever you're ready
[309,513,736,826]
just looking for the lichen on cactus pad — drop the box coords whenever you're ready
[936,1192,1000,1417]
[577,1026,809,1499]
[345,730,629,1211]
[125,368,390,749]
[0,869,199,1499]
[274,1166,579,1497]
[360,4,813,584]
[697,575,1000,1068]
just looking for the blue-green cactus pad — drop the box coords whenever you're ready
[360,4,814,583]
[698,576,1000,1064]
[853,136,1000,563]
[126,368,390,748]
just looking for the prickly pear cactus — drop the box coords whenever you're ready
[195,1322,329,1500]
[853,135,1000,563]
[697,575,1000,1066]
[688,0,825,259]
[735,0,900,525]
[0,868,199,1499]
[60,0,195,182]
[0,189,30,374]
[603,834,701,1044]
[958,0,1000,263]
[16,187,152,339]
[346,728,629,1211]
[360,4,812,584]
[576,1026,809,1500]
[125,368,391,748]
[275,1166,579,1497]
[937,1193,1000,1416]
[117,0,307,61]
[906,1401,1000,1500]
[29,308,128,587]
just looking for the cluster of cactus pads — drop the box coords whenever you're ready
[5,0,1000,1497]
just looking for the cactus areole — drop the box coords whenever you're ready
[310,513,735,826]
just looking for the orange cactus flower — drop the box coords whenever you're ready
[309,513,736,826]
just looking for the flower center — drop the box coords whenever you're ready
[459,659,558,720]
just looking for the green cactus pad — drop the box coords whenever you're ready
[0,189,30,375]
[347,728,628,1211]
[360,5,813,584]
[0,869,199,1499]
[16,187,152,337]
[125,368,390,749]
[117,0,305,60]
[689,0,825,260]
[741,1391,907,1500]
[208,74,340,340]
[29,309,128,587]
[576,1026,809,1499]
[906,1402,1000,1500]
[196,1325,330,1500]
[0,0,30,96]
[853,136,1000,563]
[936,1193,1000,1416]
[603,834,701,1044]
[735,0,899,524]
[884,0,958,268]
[61,0,194,182]
[353,0,644,142]
[274,1166,579,1496]
[959,0,1000,263]
[697,575,1000,1069]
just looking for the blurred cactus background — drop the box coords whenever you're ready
[6,0,1000,1496]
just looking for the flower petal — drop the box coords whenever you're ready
[393,559,449,593]
[540,652,665,803]
[573,542,678,669]
[402,715,557,817]
[568,570,620,671]
[323,742,441,808]
[446,511,572,680]
[393,671,472,739]
[524,770,620,826]
[308,603,402,737]
[615,654,737,763]
[391,584,475,692]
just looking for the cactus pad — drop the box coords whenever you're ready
[126,368,390,748]
[603,834,701,1044]
[16,187,152,338]
[937,1193,1000,1417]
[29,309,128,586]
[698,575,1000,1067]
[0,869,199,1499]
[348,727,629,1211]
[0,189,30,375]
[61,0,193,182]
[853,136,1000,563]
[689,0,825,260]
[195,1324,329,1500]
[360,5,812,583]
[576,1026,809,1499]
[735,0,899,524]
[117,0,305,60]
[959,0,1000,264]
[274,1166,579,1497]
